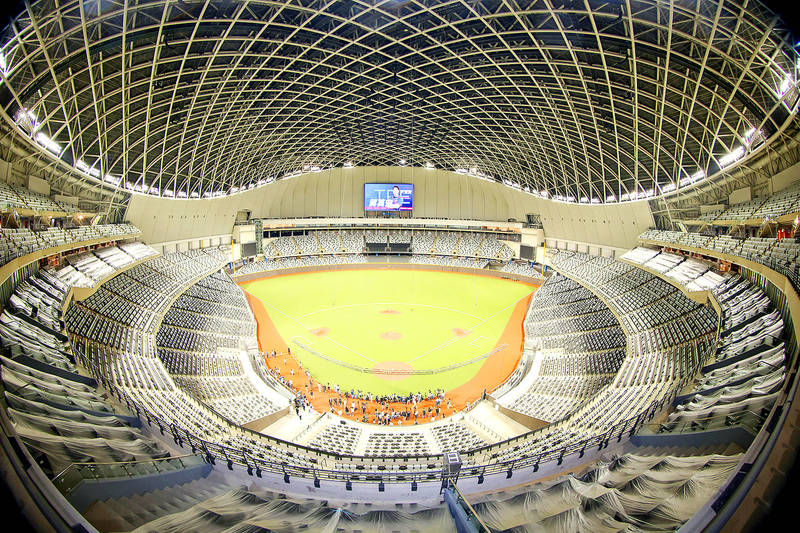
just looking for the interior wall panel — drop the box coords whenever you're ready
[126,166,654,248]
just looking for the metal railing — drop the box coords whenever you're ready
[52,454,207,498]
[449,481,493,533]
[77,359,685,484]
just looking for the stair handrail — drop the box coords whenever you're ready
[51,453,208,496]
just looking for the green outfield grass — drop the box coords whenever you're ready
[240,268,535,395]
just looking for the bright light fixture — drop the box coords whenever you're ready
[779,75,793,97]
[718,146,745,167]
[34,132,60,154]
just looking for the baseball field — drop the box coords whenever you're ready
[240,268,537,398]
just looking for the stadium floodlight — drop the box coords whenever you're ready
[0,52,6,75]
[469,169,494,182]
[718,146,745,167]
[743,127,762,145]
[34,132,60,154]
[778,75,793,97]
[76,159,100,177]
[680,169,705,187]
[343,161,353,168]
[399,159,407,166]
[424,162,434,169]
[14,109,39,132]
[662,183,676,193]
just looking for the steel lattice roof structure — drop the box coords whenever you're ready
[0,0,798,204]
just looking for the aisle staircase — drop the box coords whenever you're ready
[82,473,238,532]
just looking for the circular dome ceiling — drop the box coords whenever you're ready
[0,0,798,202]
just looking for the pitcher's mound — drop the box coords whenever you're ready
[379,309,400,314]
[310,327,330,337]
[372,361,413,380]
[380,331,403,340]
[452,328,471,337]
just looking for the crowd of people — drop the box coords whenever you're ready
[263,349,463,425]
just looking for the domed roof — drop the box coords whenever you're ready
[0,0,797,202]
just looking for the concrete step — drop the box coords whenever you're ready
[82,501,135,533]
[87,475,239,532]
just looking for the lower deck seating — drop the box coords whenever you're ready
[364,431,430,457]
[308,421,362,456]
[156,269,283,425]
[502,272,625,422]
[236,253,367,275]
[430,422,487,451]
[407,255,488,268]
[500,259,543,279]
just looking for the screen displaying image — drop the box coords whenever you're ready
[364,183,413,211]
